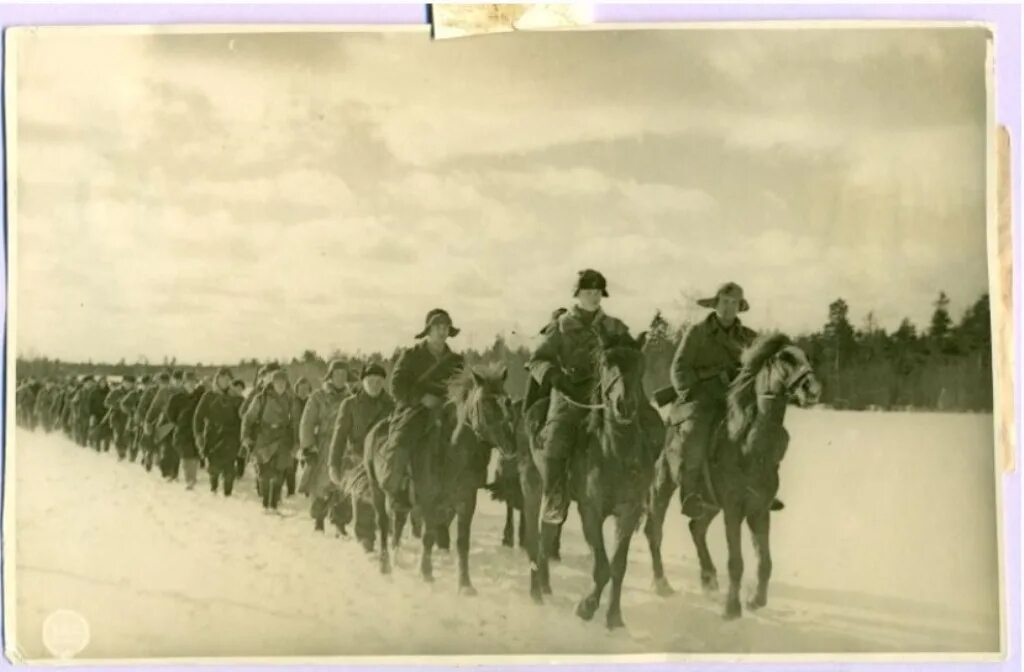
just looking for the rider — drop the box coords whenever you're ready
[384,308,465,494]
[670,281,765,518]
[527,269,631,527]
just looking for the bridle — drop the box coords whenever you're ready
[758,356,813,402]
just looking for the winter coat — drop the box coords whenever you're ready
[297,382,350,498]
[167,386,205,458]
[670,312,757,406]
[192,388,244,468]
[526,305,631,403]
[241,388,298,466]
[132,385,159,426]
[390,341,465,410]
[327,388,394,485]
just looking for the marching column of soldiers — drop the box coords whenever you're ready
[14,270,784,538]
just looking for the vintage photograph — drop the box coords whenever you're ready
[5,24,1000,660]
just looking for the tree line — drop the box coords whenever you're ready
[15,291,993,413]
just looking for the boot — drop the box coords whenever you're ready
[680,468,717,519]
[771,498,785,512]
[315,518,325,532]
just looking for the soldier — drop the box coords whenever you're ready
[146,370,183,480]
[329,362,394,551]
[102,376,133,458]
[33,381,53,432]
[383,308,465,497]
[118,375,149,462]
[298,361,352,533]
[166,372,205,490]
[193,368,245,496]
[72,375,96,447]
[242,368,298,513]
[667,282,782,517]
[134,374,163,470]
[526,269,632,527]
[238,363,280,480]
[289,376,314,498]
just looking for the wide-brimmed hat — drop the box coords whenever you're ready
[414,308,461,339]
[325,359,349,380]
[361,363,387,379]
[574,269,609,298]
[697,282,750,312]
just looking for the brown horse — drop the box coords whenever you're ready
[364,363,517,593]
[644,333,821,619]
[527,332,663,628]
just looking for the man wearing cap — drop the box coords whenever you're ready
[242,368,298,513]
[382,309,465,496]
[167,372,205,490]
[329,362,394,550]
[193,368,245,496]
[298,360,353,532]
[120,375,151,463]
[527,270,632,527]
[665,282,760,518]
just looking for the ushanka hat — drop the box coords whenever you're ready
[361,362,387,379]
[414,308,461,339]
[696,282,750,312]
[573,269,609,297]
[215,367,233,380]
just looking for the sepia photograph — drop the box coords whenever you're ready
[4,22,1002,661]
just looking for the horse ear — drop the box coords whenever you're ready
[471,369,485,386]
[500,365,509,382]
[636,331,648,350]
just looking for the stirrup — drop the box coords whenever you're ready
[681,493,717,518]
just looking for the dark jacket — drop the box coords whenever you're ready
[390,341,465,409]
[671,312,757,404]
[328,388,394,484]
[526,305,631,403]
[167,386,205,457]
[192,388,244,462]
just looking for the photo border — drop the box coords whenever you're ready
[0,3,1018,672]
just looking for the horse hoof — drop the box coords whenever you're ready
[702,575,719,593]
[606,613,626,630]
[502,538,514,548]
[459,584,477,597]
[549,553,561,563]
[530,591,544,605]
[575,599,597,622]
[380,561,391,575]
[723,603,742,621]
[422,573,434,584]
[652,577,675,597]
[747,595,767,611]
[541,583,553,596]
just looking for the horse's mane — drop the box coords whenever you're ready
[726,331,792,444]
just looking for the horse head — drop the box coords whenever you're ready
[451,363,517,459]
[595,330,648,426]
[770,344,822,408]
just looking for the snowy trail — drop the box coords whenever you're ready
[8,410,1001,659]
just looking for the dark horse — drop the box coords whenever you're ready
[364,363,517,593]
[644,333,821,619]
[526,332,664,628]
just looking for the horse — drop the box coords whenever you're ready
[364,363,517,593]
[644,333,821,619]
[527,331,663,628]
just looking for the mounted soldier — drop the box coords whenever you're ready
[526,269,633,527]
[298,360,352,533]
[664,282,782,517]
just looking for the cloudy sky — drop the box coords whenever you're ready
[13,26,989,364]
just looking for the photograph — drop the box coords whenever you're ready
[4,23,1001,660]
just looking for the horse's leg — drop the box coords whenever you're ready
[502,503,515,548]
[690,510,719,593]
[522,469,545,604]
[550,520,563,562]
[419,498,437,583]
[746,508,772,610]
[374,487,392,575]
[606,507,641,630]
[436,509,452,552]
[575,504,610,622]
[645,463,677,596]
[723,506,744,620]
[518,507,527,548]
[392,507,408,549]
[456,491,477,595]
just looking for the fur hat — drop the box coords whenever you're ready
[414,308,461,339]
[574,269,609,297]
[325,359,349,380]
[697,282,750,312]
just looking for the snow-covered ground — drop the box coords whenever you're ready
[7,409,1001,660]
